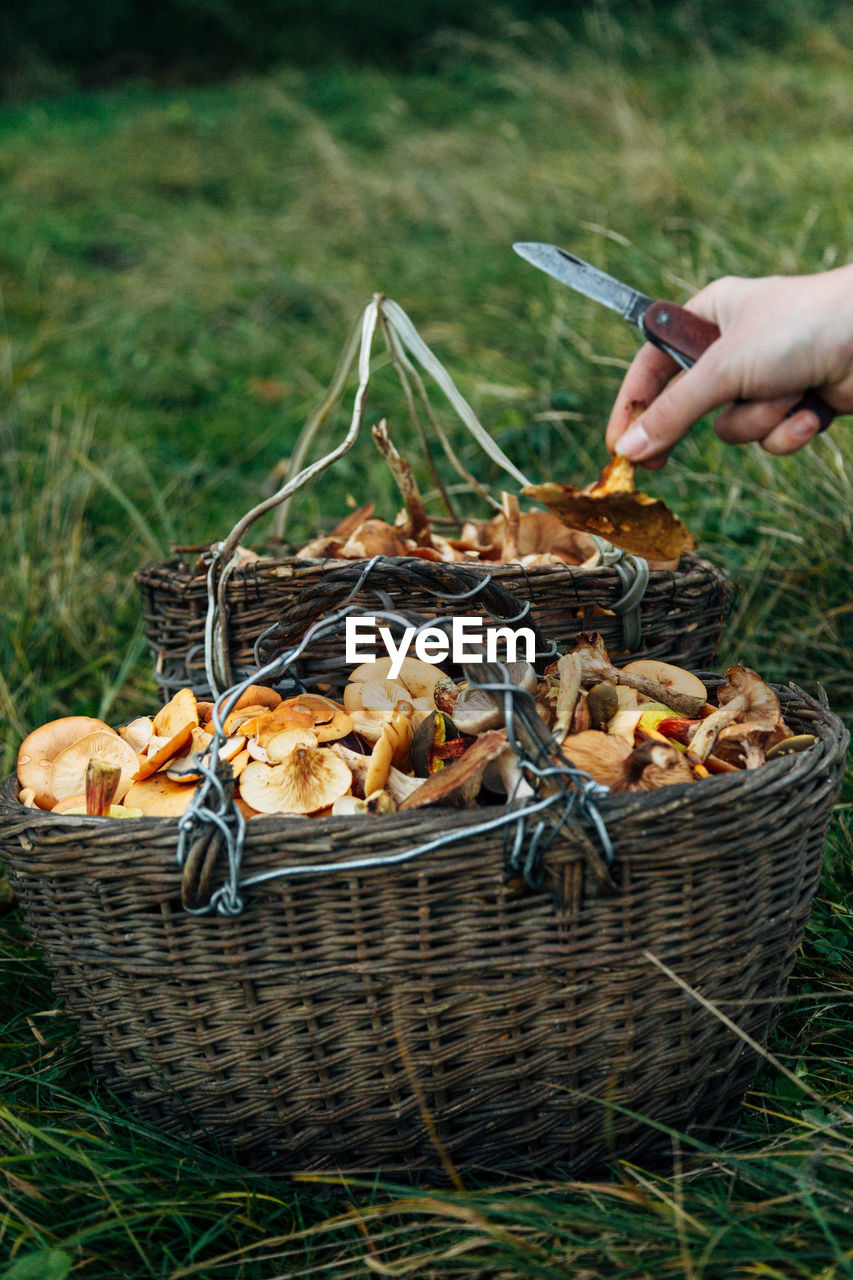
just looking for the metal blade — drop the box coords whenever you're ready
[513,242,652,328]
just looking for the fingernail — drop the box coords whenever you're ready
[615,420,651,459]
[791,412,819,440]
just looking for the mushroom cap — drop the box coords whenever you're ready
[17,716,116,809]
[124,774,199,817]
[49,731,140,803]
[560,730,632,790]
[133,722,196,781]
[238,744,352,814]
[399,730,509,810]
[453,661,538,735]
[264,728,317,764]
[339,518,408,559]
[118,716,154,753]
[228,684,283,713]
[348,657,445,702]
[717,665,780,728]
[622,660,707,705]
[623,740,696,790]
[152,688,199,738]
[344,678,432,744]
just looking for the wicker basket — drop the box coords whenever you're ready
[133,295,733,699]
[136,550,733,699]
[1,678,846,1179]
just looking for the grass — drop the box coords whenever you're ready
[1,11,853,1277]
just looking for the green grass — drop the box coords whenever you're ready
[2,13,853,1277]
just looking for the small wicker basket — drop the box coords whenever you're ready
[1,677,845,1179]
[134,295,733,700]
[137,550,733,700]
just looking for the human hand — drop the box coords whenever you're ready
[605,265,853,468]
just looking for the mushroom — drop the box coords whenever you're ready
[118,716,154,753]
[688,665,780,763]
[124,774,199,817]
[331,790,397,816]
[17,715,116,809]
[133,722,197,781]
[569,635,707,718]
[343,668,434,745]
[560,730,633,789]
[226,684,283,713]
[49,730,140,804]
[364,703,414,794]
[552,651,583,740]
[713,721,765,769]
[17,786,38,808]
[348,656,446,703]
[607,686,643,744]
[330,743,425,806]
[453,662,538,736]
[339,518,407,559]
[621,740,696,791]
[587,682,618,731]
[166,730,247,782]
[264,728,317,763]
[83,757,122,815]
[621,659,707,708]
[152,688,199,738]
[239,741,353,815]
[278,695,353,743]
[399,730,511,810]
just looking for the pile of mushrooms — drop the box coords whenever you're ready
[15,637,815,820]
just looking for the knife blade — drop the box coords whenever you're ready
[513,241,835,430]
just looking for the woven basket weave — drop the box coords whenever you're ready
[1,678,845,1179]
[136,550,733,699]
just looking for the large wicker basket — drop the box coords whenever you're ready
[1,678,846,1179]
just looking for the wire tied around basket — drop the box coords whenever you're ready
[201,292,650,696]
[177,605,615,916]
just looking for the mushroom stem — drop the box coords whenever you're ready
[688,697,747,762]
[553,652,583,741]
[85,758,123,815]
[331,743,424,805]
[572,635,706,718]
[371,419,433,546]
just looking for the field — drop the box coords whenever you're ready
[1,13,853,1278]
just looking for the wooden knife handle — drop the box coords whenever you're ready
[642,299,836,433]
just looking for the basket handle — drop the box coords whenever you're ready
[205,295,537,694]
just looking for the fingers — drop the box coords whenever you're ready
[605,344,681,453]
[759,408,824,455]
[712,393,801,443]
[613,350,737,464]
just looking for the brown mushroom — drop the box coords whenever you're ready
[620,659,707,708]
[560,730,633,789]
[621,740,696,791]
[124,774,199,817]
[569,635,707,718]
[239,742,353,815]
[17,716,116,809]
[689,665,780,763]
[49,731,140,803]
[399,730,510,810]
[133,722,197,782]
[152,688,199,739]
